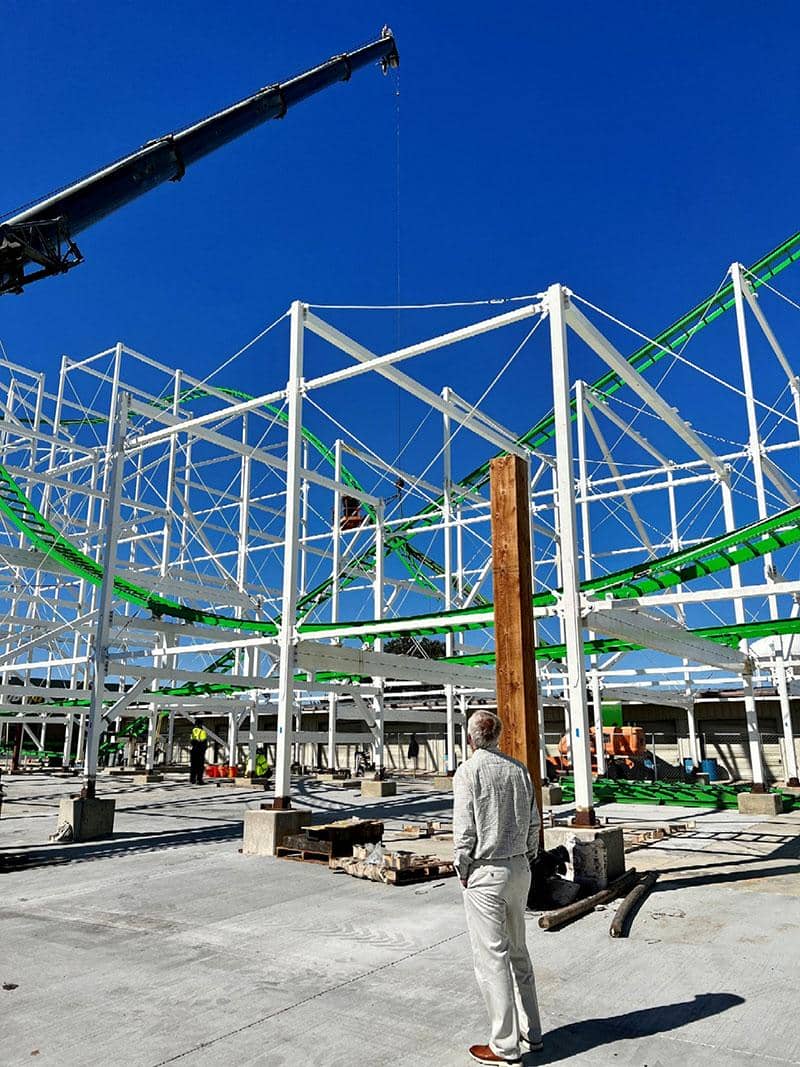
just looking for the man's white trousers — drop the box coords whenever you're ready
[463,855,542,1060]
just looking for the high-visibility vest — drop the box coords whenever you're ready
[191,726,207,742]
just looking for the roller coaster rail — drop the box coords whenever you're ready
[2,239,800,806]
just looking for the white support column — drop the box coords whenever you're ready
[686,701,701,768]
[300,441,310,596]
[372,502,386,772]
[247,704,258,775]
[76,713,87,769]
[742,673,766,790]
[549,285,595,824]
[62,712,74,768]
[227,711,238,767]
[732,263,794,786]
[456,501,469,765]
[731,263,778,617]
[145,711,157,771]
[665,466,698,769]
[576,381,606,776]
[165,710,175,766]
[159,370,182,576]
[84,390,130,797]
[720,477,766,788]
[773,647,800,786]
[327,439,343,772]
[327,695,337,771]
[274,302,305,805]
[442,389,457,773]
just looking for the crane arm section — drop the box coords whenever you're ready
[0,29,399,295]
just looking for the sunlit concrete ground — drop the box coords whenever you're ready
[2,772,799,1066]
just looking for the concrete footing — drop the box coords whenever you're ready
[540,784,563,807]
[432,775,454,791]
[360,779,397,798]
[132,773,163,784]
[242,807,311,857]
[57,796,116,841]
[737,791,783,815]
[544,825,625,892]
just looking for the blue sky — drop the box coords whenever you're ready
[4,1,800,373]
[3,0,800,612]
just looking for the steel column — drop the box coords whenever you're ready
[273,302,305,806]
[549,285,595,824]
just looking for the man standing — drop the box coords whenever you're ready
[189,724,208,785]
[453,710,543,1065]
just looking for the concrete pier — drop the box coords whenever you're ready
[242,807,311,856]
[56,795,116,841]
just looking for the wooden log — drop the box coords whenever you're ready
[490,454,543,833]
[609,870,659,938]
[538,869,638,931]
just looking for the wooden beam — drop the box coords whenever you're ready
[490,454,543,822]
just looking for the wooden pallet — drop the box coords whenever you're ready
[306,818,384,852]
[275,844,331,865]
[383,861,456,885]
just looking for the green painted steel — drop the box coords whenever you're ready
[1,458,800,671]
[558,776,798,810]
[311,502,800,643]
[99,712,151,755]
[1,231,799,701]
[0,464,280,636]
[298,230,800,612]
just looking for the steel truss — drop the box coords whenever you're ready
[2,250,800,803]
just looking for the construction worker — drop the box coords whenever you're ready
[189,724,208,785]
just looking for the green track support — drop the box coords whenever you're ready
[558,776,800,811]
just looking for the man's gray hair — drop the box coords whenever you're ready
[468,710,503,749]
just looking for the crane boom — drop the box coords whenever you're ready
[0,29,399,295]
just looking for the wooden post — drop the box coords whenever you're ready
[490,454,543,823]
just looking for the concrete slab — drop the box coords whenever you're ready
[2,774,799,1066]
[132,773,164,784]
[431,774,454,791]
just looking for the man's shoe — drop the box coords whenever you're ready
[468,1045,521,1065]
[521,1037,544,1052]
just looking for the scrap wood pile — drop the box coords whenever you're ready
[399,820,449,839]
[275,816,455,886]
[276,818,384,862]
[331,845,456,885]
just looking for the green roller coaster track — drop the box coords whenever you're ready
[2,466,800,704]
[1,230,800,705]
[296,228,800,614]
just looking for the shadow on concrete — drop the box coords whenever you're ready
[524,992,745,1064]
[291,779,455,825]
[0,821,242,871]
[651,862,800,893]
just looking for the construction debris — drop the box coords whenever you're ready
[539,869,638,931]
[275,818,384,862]
[400,820,449,838]
[610,871,660,938]
[331,844,456,886]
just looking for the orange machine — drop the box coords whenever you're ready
[549,725,647,774]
